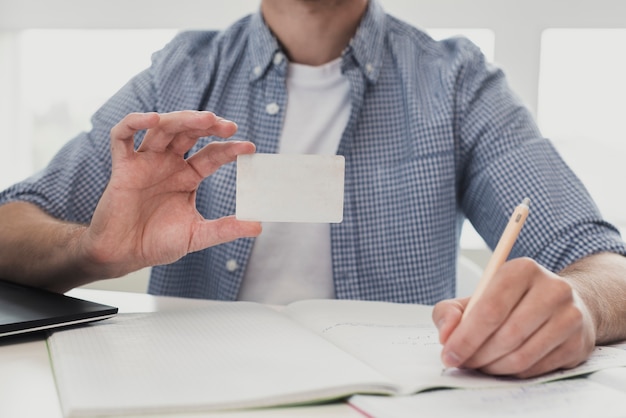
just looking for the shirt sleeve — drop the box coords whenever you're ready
[451,38,626,272]
[0,66,154,223]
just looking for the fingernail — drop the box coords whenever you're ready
[442,350,461,368]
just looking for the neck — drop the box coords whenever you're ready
[261,0,368,66]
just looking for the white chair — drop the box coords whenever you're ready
[456,255,483,298]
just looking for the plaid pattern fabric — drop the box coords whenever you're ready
[2,0,624,304]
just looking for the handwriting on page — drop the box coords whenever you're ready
[321,322,440,347]
[317,321,444,390]
[318,320,626,395]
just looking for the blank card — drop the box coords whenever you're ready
[236,154,344,223]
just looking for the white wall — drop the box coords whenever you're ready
[3,0,625,113]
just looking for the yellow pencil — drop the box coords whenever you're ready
[463,198,530,318]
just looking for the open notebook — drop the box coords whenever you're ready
[47,299,626,417]
[0,279,117,337]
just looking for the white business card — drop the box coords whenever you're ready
[236,154,345,223]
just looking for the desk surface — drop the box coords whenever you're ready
[0,289,362,418]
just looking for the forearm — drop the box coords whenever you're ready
[0,202,100,292]
[560,252,626,344]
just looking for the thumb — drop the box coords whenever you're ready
[189,216,262,253]
[432,298,467,344]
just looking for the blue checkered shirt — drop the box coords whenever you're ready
[2,0,625,304]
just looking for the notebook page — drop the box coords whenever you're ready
[48,302,396,417]
[284,299,445,392]
[283,300,626,394]
[350,378,626,418]
[588,341,626,393]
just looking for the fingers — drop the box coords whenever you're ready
[440,260,531,369]
[438,258,594,377]
[186,141,256,178]
[110,112,160,161]
[111,111,239,160]
[479,302,586,377]
[463,276,570,369]
[506,331,589,378]
[136,111,238,155]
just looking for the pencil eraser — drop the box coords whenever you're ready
[236,154,345,223]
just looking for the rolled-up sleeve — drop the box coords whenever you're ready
[452,39,626,272]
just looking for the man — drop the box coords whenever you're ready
[0,0,625,378]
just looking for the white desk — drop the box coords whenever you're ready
[0,289,362,418]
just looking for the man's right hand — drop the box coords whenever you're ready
[81,111,262,279]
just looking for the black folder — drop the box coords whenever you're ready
[0,279,117,337]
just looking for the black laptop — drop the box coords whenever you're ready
[0,279,118,337]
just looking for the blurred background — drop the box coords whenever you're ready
[0,0,624,293]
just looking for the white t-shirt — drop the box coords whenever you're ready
[237,57,351,304]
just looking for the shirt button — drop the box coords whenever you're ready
[265,102,280,115]
[273,52,284,65]
[365,63,374,74]
[253,65,262,76]
[226,259,239,272]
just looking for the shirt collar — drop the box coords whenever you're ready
[346,0,386,83]
[247,0,386,84]
[247,10,282,83]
